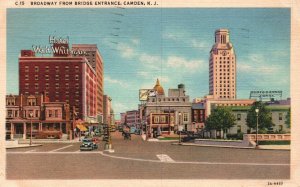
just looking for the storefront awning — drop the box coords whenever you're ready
[76,124,87,131]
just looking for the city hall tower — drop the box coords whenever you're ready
[209,29,236,99]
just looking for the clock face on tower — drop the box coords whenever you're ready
[221,50,227,56]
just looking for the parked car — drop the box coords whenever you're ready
[134,129,142,135]
[130,127,136,134]
[80,138,98,151]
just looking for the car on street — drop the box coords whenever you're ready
[134,129,142,135]
[80,138,98,151]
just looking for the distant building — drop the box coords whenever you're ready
[120,113,126,125]
[229,103,290,135]
[5,93,70,140]
[191,103,206,130]
[209,29,236,100]
[126,110,139,127]
[141,79,192,137]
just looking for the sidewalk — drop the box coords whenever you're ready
[172,142,290,150]
[6,143,43,149]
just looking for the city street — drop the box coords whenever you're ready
[6,132,290,179]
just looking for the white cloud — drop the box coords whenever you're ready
[166,56,204,72]
[191,39,208,48]
[105,76,129,88]
[139,53,161,71]
[117,43,136,59]
[131,39,140,45]
[238,53,282,74]
[137,71,149,78]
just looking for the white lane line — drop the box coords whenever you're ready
[99,152,290,166]
[156,154,175,162]
[7,151,102,154]
[48,145,73,152]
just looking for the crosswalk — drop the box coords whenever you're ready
[156,154,175,162]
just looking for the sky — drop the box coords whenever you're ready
[7,8,290,118]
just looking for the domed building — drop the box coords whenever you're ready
[140,79,192,138]
[153,79,165,95]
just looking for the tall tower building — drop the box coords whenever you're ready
[209,29,236,99]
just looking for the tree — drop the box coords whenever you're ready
[246,101,274,133]
[205,107,236,138]
[285,108,291,129]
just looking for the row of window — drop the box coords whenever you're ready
[25,83,80,90]
[149,97,186,103]
[25,74,80,81]
[236,113,284,121]
[25,65,80,73]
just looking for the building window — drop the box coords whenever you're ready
[25,66,29,72]
[183,113,188,122]
[35,75,39,80]
[237,125,241,133]
[35,83,39,90]
[65,74,69,80]
[55,66,59,72]
[28,98,36,106]
[75,66,79,72]
[154,116,159,123]
[65,66,69,72]
[45,66,49,72]
[45,75,49,80]
[55,83,59,89]
[279,113,283,120]
[25,74,29,80]
[25,83,29,89]
[7,98,15,106]
[48,110,53,117]
[237,114,241,121]
[75,75,79,80]
[160,116,166,123]
[35,66,39,72]
[55,75,59,80]
[45,83,49,89]
[55,110,58,117]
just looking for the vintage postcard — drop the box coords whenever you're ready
[0,0,299,186]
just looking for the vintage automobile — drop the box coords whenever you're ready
[80,138,98,151]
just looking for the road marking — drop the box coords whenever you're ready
[48,145,73,152]
[156,154,175,162]
[100,152,290,166]
[7,151,102,154]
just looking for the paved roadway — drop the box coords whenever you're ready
[6,131,290,179]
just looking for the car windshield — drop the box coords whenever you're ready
[83,139,92,143]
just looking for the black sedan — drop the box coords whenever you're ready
[80,138,98,151]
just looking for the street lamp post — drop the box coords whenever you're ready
[178,112,182,144]
[29,112,33,146]
[255,108,259,148]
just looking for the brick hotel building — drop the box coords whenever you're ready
[19,43,104,122]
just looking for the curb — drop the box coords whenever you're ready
[172,142,254,149]
[6,144,43,149]
[171,143,290,150]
